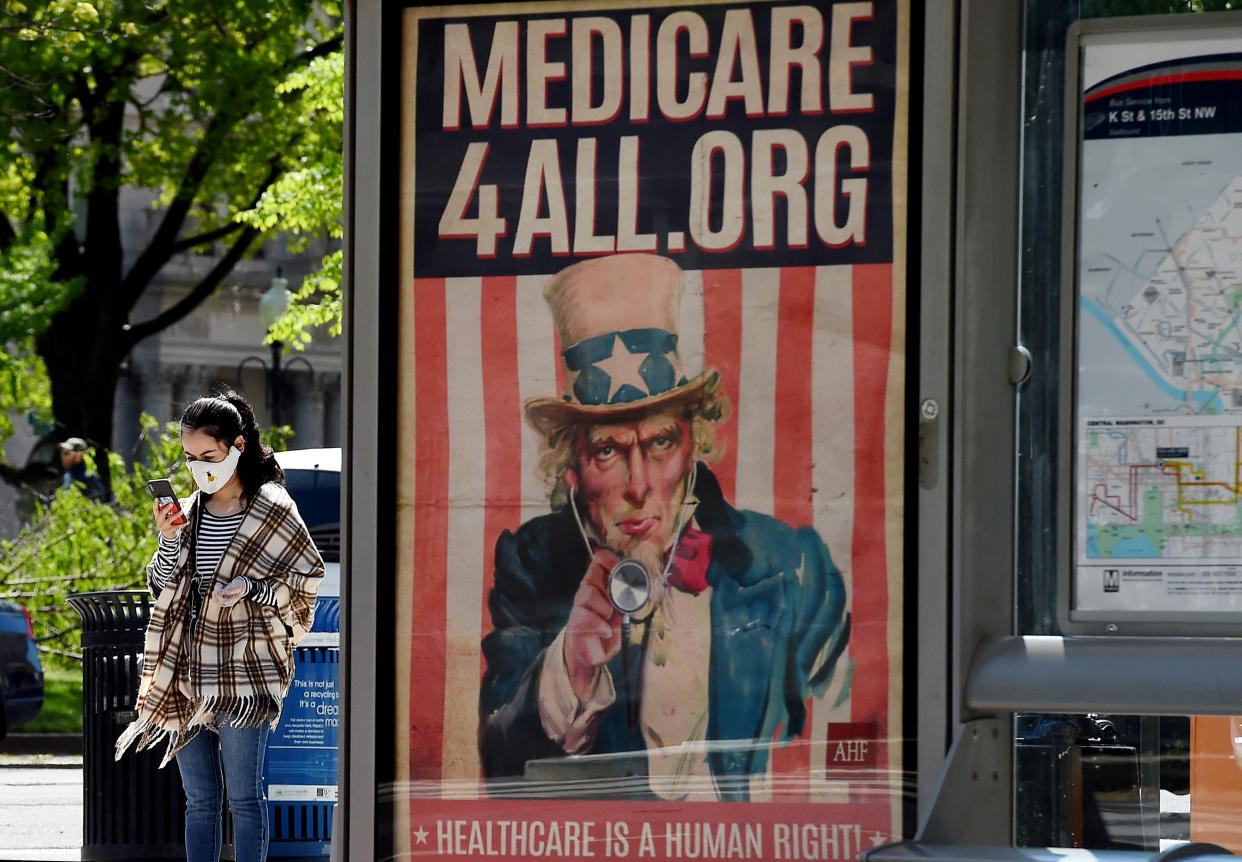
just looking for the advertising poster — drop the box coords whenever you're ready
[1074,29,1242,614]
[394,1,908,858]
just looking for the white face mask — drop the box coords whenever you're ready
[186,446,241,495]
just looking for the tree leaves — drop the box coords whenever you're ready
[237,48,343,351]
[0,417,183,667]
[264,249,342,347]
[0,0,343,452]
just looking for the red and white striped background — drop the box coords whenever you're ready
[408,262,899,808]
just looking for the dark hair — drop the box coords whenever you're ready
[179,390,284,500]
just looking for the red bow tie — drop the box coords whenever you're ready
[666,528,713,595]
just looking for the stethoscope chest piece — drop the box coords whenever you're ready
[608,558,652,616]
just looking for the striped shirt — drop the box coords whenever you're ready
[151,508,278,609]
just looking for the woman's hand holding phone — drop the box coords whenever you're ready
[152,500,184,539]
[147,479,186,539]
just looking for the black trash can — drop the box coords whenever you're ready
[68,590,234,861]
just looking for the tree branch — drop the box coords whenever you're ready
[0,460,22,486]
[0,212,14,253]
[124,223,262,346]
[118,30,340,309]
[168,221,245,254]
[286,35,344,72]
[71,66,95,114]
[123,139,287,305]
[0,455,63,500]
[118,114,231,305]
[26,150,56,226]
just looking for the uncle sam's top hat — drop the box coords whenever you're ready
[524,254,720,436]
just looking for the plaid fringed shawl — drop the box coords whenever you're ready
[115,481,325,767]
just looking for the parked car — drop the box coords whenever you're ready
[275,448,341,598]
[0,598,44,740]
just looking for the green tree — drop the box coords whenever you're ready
[0,1,343,488]
[238,50,343,351]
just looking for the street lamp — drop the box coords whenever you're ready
[237,268,313,427]
[260,269,290,334]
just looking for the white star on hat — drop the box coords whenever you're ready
[592,334,650,403]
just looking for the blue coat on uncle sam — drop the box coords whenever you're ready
[478,464,851,801]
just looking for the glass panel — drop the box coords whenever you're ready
[1018,0,1242,852]
[1015,713,1190,850]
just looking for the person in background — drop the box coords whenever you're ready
[115,391,324,862]
[59,436,105,499]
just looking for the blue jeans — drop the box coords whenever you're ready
[175,723,271,862]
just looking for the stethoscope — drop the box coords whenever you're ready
[568,461,696,618]
[568,463,697,732]
[606,559,655,619]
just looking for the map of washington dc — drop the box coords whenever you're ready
[1078,136,1242,565]
[1112,174,1242,412]
[1072,47,1242,613]
[1083,418,1242,562]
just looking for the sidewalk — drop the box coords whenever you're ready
[0,737,81,862]
[0,752,81,769]
[0,733,338,861]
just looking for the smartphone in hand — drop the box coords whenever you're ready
[146,478,187,527]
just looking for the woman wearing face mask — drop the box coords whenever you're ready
[115,391,325,862]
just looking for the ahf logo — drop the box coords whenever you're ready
[1104,569,1121,592]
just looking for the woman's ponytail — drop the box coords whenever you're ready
[220,391,284,497]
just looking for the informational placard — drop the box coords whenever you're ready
[266,650,339,802]
[1073,22,1242,615]
[394,1,908,858]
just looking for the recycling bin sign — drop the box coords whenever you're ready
[266,642,340,803]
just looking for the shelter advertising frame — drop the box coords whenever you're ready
[361,0,912,857]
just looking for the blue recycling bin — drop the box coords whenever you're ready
[264,597,340,859]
